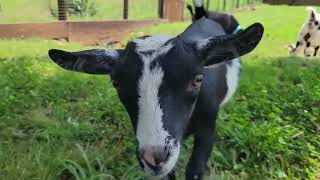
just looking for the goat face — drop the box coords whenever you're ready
[48,18,263,178]
[306,7,320,31]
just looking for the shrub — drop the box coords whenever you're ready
[68,0,97,17]
[49,0,97,18]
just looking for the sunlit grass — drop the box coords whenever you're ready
[0,0,159,23]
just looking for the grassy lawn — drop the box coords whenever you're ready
[0,0,159,23]
[0,0,56,23]
[0,4,320,180]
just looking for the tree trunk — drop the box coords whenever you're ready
[158,0,164,18]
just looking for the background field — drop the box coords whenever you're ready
[0,0,260,23]
[0,2,320,180]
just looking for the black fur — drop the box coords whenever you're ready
[314,46,320,56]
[187,3,240,34]
[48,18,264,180]
[307,42,311,47]
[304,33,311,42]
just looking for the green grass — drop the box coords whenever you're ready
[0,0,56,23]
[0,4,320,180]
[0,0,159,23]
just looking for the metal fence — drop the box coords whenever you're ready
[184,0,263,17]
[0,0,263,24]
[52,0,159,21]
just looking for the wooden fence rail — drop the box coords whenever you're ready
[0,0,264,45]
[0,20,155,45]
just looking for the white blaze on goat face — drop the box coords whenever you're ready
[135,36,173,147]
[135,36,180,176]
[137,56,167,147]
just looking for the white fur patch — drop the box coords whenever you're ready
[193,0,202,7]
[137,58,167,147]
[196,38,210,50]
[307,6,316,16]
[103,49,119,58]
[135,36,179,177]
[220,58,241,107]
[134,35,172,53]
[136,39,173,147]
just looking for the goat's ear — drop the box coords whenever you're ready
[307,7,316,20]
[194,23,264,66]
[48,49,123,74]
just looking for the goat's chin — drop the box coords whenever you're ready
[145,144,180,178]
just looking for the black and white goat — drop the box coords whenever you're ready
[289,7,320,57]
[48,18,263,179]
[187,0,242,34]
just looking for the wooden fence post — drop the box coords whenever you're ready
[57,0,67,21]
[162,0,183,22]
[124,0,128,20]
[158,0,164,18]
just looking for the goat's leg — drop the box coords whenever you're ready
[314,46,320,56]
[289,41,305,55]
[185,113,217,180]
[290,33,311,55]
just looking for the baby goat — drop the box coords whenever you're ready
[289,7,320,57]
[48,18,263,179]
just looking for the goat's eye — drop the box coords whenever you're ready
[193,74,203,87]
[186,74,203,92]
[315,21,319,25]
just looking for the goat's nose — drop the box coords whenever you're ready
[142,147,170,169]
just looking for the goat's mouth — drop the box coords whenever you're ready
[143,161,171,178]
[141,144,181,178]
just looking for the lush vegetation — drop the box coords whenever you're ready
[0,4,319,180]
